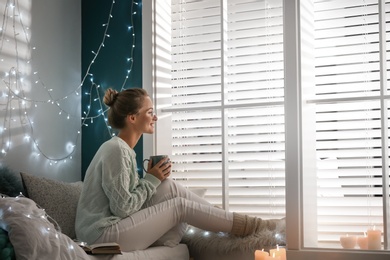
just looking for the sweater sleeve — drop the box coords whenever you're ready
[100,141,161,218]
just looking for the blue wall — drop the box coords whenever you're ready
[81,0,143,178]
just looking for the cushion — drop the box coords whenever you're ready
[0,228,15,260]
[87,244,190,260]
[0,196,89,260]
[0,166,25,197]
[20,172,82,239]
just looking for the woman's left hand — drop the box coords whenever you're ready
[147,157,172,181]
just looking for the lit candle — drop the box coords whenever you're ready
[269,245,286,260]
[367,227,381,250]
[265,252,281,260]
[340,234,357,249]
[254,249,269,260]
[357,232,368,250]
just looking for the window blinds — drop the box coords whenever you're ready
[303,0,389,248]
[156,0,390,251]
[170,0,285,217]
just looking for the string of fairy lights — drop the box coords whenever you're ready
[0,0,139,165]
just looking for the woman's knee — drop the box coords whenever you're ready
[160,178,182,194]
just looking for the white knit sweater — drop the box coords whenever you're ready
[75,136,161,244]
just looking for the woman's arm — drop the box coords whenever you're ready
[100,143,161,218]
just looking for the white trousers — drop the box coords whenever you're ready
[95,178,234,252]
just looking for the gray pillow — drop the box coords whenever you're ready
[20,172,82,239]
[0,166,25,197]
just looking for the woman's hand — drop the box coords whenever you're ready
[146,157,171,181]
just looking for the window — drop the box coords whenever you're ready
[167,0,285,217]
[144,0,390,258]
[301,0,390,250]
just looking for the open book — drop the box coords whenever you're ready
[77,242,122,255]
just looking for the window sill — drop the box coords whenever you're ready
[287,248,390,260]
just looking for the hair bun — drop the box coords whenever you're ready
[103,88,118,106]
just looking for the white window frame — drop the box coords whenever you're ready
[143,0,390,259]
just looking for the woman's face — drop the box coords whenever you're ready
[134,96,157,134]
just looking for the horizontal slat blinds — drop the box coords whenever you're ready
[171,0,223,207]
[226,1,284,216]
[314,0,381,99]
[226,106,285,215]
[227,0,284,106]
[307,0,388,248]
[170,0,285,218]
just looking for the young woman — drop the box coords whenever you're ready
[75,88,281,252]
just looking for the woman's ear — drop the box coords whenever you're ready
[127,114,137,123]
